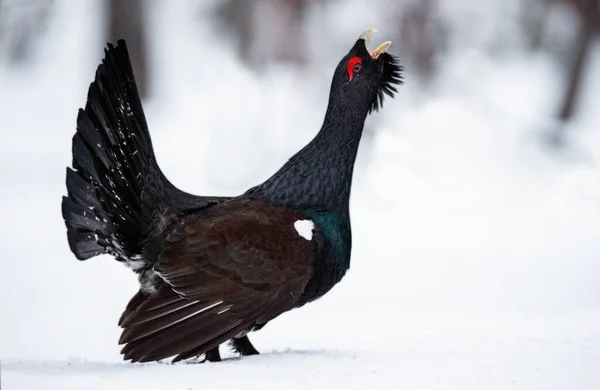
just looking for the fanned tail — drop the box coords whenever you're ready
[61,40,227,266]
[61,40,158,263]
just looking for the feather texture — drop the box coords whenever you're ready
[368,52,404,113]
[117,199,314,362]
[63,34,402,363]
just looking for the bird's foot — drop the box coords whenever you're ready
[203,347,222,363]
[184,347,222,364]
[230,335,260,356]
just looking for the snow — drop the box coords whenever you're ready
[1,0,600,389]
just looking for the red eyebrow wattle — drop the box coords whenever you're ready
[347,57,361,81]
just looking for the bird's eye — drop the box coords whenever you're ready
[347,57,362,81]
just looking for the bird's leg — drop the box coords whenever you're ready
[230,335,259,356]
[203,346,222,362]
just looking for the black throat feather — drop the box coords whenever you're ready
[245,96,368,212]
[246,51,402,211]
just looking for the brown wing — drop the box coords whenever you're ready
[118,199,314,363]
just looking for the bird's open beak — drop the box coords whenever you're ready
[360,29,392,60]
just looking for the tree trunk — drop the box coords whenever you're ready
[108,0,149,98]
[216,0,255,64]
[398,0,440,80]
[558,0,597,121]
[0,0,53,65]
[214,0,309,67]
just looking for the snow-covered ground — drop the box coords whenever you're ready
[1,0,599,389]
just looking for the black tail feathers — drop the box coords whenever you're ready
[62,40,161,263]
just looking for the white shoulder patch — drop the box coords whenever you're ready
[294,220,314,241]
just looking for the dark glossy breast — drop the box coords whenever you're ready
[294,209,352,307]
[295,254,349,307]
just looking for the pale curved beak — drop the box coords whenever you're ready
[359,29,377,48]
[359,29,392,59]
[372,41,392,59]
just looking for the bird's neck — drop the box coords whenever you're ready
[247,99,368,211]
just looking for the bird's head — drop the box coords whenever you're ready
[329,29,403,114]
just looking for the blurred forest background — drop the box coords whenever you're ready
[1,2,600,388]
[1,0,598,142]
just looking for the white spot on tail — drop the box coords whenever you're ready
[127,257,145,272]
[294,220,314,240]
[139,269,159,294]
